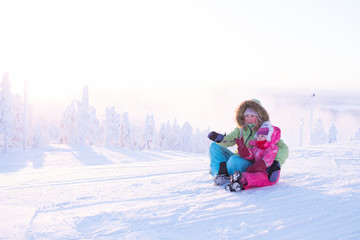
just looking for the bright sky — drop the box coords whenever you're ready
[1,0,360,130]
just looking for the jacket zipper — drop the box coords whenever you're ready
[244,128,253,145]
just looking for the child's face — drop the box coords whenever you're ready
[245,114,258,125]
[257,134,266,141]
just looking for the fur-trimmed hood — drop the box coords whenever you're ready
[236,99,270,132]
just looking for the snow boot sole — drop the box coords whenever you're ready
[225,182,244,192]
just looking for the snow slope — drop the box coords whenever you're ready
[1,142,360,240]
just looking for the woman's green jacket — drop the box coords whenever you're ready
[218,127,289,167]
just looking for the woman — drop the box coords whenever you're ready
[207,99,289,187]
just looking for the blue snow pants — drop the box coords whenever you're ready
[209,142,253,177]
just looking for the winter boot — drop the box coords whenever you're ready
[213,162,230,186]
[225,182,244,192]
[230,171,242,183]
[213,174,230,186]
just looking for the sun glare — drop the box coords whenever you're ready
[1,0,360,125]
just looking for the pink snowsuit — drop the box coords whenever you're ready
[242,125,281,190]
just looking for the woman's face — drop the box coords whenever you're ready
[245,114,258,125]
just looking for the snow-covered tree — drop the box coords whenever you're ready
[150,119,208,153]
[156,122,166,149]
[143,114,155,150]
[353,128,360,141]
[162,120,172,150]
[28,119,51,147]
[10,93,24,149]
[170,118,181,150]
[0,73,17,152]
[48,123,60,144]
[59,99,79,145]
[192,127,210,154]
[129,124,142,150]
[59,86,102,145]
[86,106,103,145]
[25,105,35,146]
[328,124,337,143]
[310,119,328,145]
[119,112,131,148]
[179,121,193,152]
[104,107,121,146]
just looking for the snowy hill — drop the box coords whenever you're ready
[1,142,360,240]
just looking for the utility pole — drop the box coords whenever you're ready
[310,93,315,139]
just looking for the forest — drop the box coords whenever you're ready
[0,73,209,153]
[1,73,360,154]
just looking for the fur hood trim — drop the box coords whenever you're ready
[236,99,270,131]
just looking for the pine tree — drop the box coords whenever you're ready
[163,120,172,150]
[310,119,328,145]
[192,127,210,153]
[87,106,103,145]
[171,118,181,150]
[59,86,102,146]
[328,124,337,143]
[143,114,155,150]
[179,121,192,152]
[0,73,14,152]
[104,107,121,146]
[60,99,80,145]
[157,122,166,149]
[10,93,24,149]
[119,112,130,148]
[129,124,142,150]
[353,128,360,141]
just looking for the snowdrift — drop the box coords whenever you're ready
[1,142,360,240]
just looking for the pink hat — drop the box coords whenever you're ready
[257,127,269,136]
[255,121,274,142]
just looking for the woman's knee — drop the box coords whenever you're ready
[209,142,233,159]
[227,156,252,175]
[209,142,221,151]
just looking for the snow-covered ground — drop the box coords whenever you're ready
[1,142,360,240]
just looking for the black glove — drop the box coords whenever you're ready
[208,131,226,143]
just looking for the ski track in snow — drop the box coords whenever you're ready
[1,142,360,240]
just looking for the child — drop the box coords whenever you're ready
[225,121,281,192]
